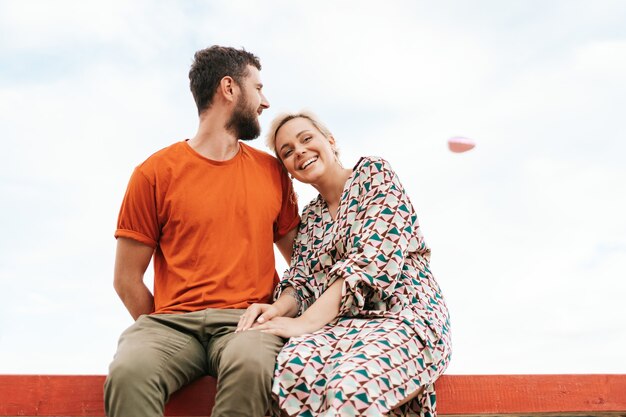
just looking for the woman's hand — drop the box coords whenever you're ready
[254,316,316,338]
[236,303,281,333]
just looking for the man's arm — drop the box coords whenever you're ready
[275,226,297,263]
[113,237,155,320]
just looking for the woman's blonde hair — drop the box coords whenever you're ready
[265,110,337,158]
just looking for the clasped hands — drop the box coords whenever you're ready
[235,303,314,338]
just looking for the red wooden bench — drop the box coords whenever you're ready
[1,374,625,416]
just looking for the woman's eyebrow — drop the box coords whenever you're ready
[279,129,312,152]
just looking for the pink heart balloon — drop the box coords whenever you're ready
[448,136,475,153]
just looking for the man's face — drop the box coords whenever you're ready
[226,66,269,140]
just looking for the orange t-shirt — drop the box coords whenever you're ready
[115,141,300,314]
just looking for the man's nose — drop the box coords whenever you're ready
[260,94,270,109]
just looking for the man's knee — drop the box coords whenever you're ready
[210,331,282,417]
[104,351,168,417]
[219,330,282,378]
[105,350,159,394]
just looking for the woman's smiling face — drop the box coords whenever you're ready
[275,117,337,184]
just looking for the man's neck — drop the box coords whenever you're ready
[188,111,241,161]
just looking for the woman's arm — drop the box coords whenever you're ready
[254,278,344,337]
[298,278,344,331]
[236,285,300,332]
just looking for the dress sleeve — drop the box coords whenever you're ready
[273,204,316,315]
[327,157,421,317]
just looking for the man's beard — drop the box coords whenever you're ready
[225,95,260,141]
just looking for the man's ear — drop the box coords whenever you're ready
[219,76,237,103]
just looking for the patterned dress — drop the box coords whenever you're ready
[272,156,452,417]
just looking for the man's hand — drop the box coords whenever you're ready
[236,303,281,333]
[253,316,316,338]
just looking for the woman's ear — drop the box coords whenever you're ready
[327,135,340,158]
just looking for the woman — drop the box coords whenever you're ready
[237,111,451,417]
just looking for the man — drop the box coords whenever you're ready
[104,46,299,417]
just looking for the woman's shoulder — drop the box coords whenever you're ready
[299,194,324,224]
[353,156,395,174]
[352,156,398,189]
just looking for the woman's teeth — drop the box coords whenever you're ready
[301,156,318,169]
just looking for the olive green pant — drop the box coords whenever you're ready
[104,309,284,417]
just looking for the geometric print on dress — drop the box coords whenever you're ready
[272,317,445,417]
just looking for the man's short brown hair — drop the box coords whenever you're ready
[189,46,261,115]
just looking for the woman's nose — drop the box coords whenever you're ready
[293,143,306,155]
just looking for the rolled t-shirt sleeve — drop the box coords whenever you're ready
[273,168,300,242]
[115,166,160,248]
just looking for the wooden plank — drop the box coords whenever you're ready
[0,375,216,416]
[436,375,626,416]
[164,376,215,416]
[0,375,106,416]
[0,374,625,416]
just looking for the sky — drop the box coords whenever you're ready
[1,0,625,375]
